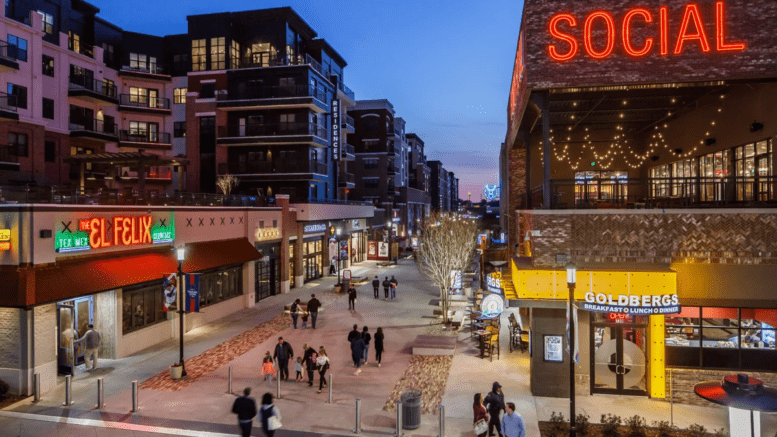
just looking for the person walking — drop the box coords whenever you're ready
[484,382,505,437]
[302,344,317,387]
[347,324,361,345]
[382,277,390,300]
[501,403,525,437]
[294,357,303,382]
[78,324,101,370]
[372,275,380,298]
[307,294,321,329]
[347,285,357,310]
[260,392,282,437]
[474,393,489,437]
[300,310,309,329]
[351,333,365,375]
[389,276,398,300]
[361,326,371,365]
[316,347,330,393]
[231,387,257,437]
[290,299,301,329]
[374,327,385,367]
[262,352,276,384]
[272,337,294,381]
[329,256,337,275]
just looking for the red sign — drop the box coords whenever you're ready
[79,215,153,250]
[608,312,633,323]
[548,2,745,61]
[0,242,9,251]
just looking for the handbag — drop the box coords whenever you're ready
[474,419,488,435]
[268,406,282,430]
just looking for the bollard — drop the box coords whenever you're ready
[62,375,73,406]
[328,374,333,404]
[353,398,361,434]
[438,405,445,437]
[32,373,40,403]
[394,401,403,436]
[96,378,104,409]
[131,380,138,412]
[227,366,232,394]
[670,368,674,427]
[276,360,281,399]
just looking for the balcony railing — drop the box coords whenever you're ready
[344,115,355,128]
[341,173,356,184]
[121,64,168,75]
[70,42,94,58]
[0,40,19,60]
[298,197,373,206]
[338,81,355,100]
[532,176,777,209]
[229,160,328,175]
[218,84,326,102]
[343,143,355,155]
[119,94,171,110]
[69,117,118,136]
[0,145,21,163]
[119,130,172,145]
[219,122,327,139]
[0,92,18,112]
[238,53,324,76]
[69,76,118,99]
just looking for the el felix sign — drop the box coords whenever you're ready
[55,215,175,253]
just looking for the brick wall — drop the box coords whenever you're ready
[33,304,55,365]
[662,368,777,407]
[0,308,21,368]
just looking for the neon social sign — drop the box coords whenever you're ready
[55,215,175,253]
[547,2,745,62]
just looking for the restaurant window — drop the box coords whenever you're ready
[7,34,26,61]
[174,121,186,138]
[44,140,55,162]
[198,266,242,308]
[303,238,323,282]
[733,139,772,201]
[122,284,165,334]
[174,87,187,104]
[37,11,53,34]
[665,306,777,371]
[42,54,54,76]
[574,171,627,203]
[699,150,730,202]
[210,37,225,70]
[191,39,206,71]
[7,83,25,109]
[42,97,54,119]
[8,132,27,156]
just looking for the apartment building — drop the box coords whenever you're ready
[428,160,450,211]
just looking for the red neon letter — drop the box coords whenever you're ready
[88,218,101,249]
[131,217,140,245]
[100,218,110,248]
[659,6,669,55]
[548,13,578,61]
[113,216,123,247]
[143,216,152,244]
[674,4,711,54]
[716,1,745,52]
[622,8,654,57]
[122,217,132,246]
[584,11,616,59]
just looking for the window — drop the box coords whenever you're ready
[364,178,379,188]
[37,11,53,34]
[230,40,240,68]
[44,140,55,162]
[174,121,186,138]
[733,140,772,201]
[574,171,628,203]
[67,31,79,54]
[122,284,166,334]
[8,132,27,156]
[191,39,206,71]
[7,34,26,61]
[198,267,242,308]
[200,83,214,99]
[129,53,145,70]
[5,0,13,18]
[210,37,225,70]
[363,158,378,169]
[102,43,114,64]
[42,54,54,76]
[42,97,54,119]
[250,42,276,66]
[7,83,26,109]
[129,87,149,104]
[174,88,186,104]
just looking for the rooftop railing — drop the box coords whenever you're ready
[338,81,355,100]
[69,117,118,136]
[121,64,169,75]
[238,53,324,76]
[218,84,326,102]
[119,130,172,145]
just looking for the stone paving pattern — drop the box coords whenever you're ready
[383,355,452,414]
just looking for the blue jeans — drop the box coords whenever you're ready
[291,313,298,328]
[390,288,396,299]
[363,344,370,363]
[311,311,318,328]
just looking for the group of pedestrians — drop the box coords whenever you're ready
[289,294,321,330]
[371,275,399,300]
[348,324,384,375]
[232,388,282,437]
[474,382,525,437]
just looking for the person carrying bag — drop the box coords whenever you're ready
[260,392,282,436]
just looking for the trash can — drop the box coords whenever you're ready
[401,389,422,430]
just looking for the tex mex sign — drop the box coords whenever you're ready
[55,215,175,253]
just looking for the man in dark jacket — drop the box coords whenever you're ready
[351,334,365,375]
[382,277,390,299]
[231,387,257,437]
[347,324,360,344]
[372,276,380,298]
[347,286,357,310]
[389,275,398,300]
[484,381,505,437]
[302,343,317,386]
[307,294,321,329]
[273,337,294,381]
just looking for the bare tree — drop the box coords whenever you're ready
[415,212,479,324]
[216,174,240,196]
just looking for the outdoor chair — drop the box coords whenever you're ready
[488,333,500,361]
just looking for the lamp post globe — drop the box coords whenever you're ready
[565,260,577,437]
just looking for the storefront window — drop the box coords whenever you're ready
[123,284,165,335]
[198,266,242,308]
[255,243,280,302]
[574,171,627,203]
[303,238,323,282]
[734,139,772,201]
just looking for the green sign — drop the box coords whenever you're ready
[54,230,91,253]
[151,218,175,244]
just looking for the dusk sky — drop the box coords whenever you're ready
[98,0,525,201]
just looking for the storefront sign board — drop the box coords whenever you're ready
[0,228,10,251]
[582,292,680,314]
[304,223,327,234]
[185,273,200,313]
[487,272,504,294]
[544,335,563,362]
[55,215,175,253]
[480,294,505,316]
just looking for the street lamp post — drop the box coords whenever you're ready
[336,227,342,285]
[386,221,393,264]
[177,247,187,378]
[566,261,577,437]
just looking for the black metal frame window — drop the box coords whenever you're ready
[210,37,225,70]
[174,88,187,104]
[198,266,242,308]
[7,33,26,61]
[44,140,55,162]
[303,239,322,282]
[255,244,280,302]
[122,283,166,335]
[42,97,54,120]
[734,139,773,201]
[37,10,53,34]
[192,39,206,71]
[67,31,79,53]
[174,121,186,138]
[8,132,27,156]
[230,40,240,69]
[42,54,54,76]
[665,306,777,371]
[7,83,25,109]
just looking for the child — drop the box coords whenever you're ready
[301,310,309,329]
[262,352,275,384]
[294,357,303,382]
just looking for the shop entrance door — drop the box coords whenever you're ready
[591,318,648,396]
[57,297,94,375]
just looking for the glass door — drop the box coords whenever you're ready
[591,319,648,396]
[57,304,76,375]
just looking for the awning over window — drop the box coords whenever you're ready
[182,238,263,273]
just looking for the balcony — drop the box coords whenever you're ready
[339,172,356,188]
[70,42,94,58]
[238,53,325,77]
[387,127,402,139]
[119,64,172,81]
[68,76,119,105]
[119,131,172,149]
[217,84,327,113]
[69,117,119,143]
[118,94,171,114]
[343,114,355,133]
[0,145,21,171]
[341,143,355,161]
[338,81,355,101]
[532,176,777,210]
[0,40,20,71]
[0,92,19,121]
[218,122,328,147]
[228,160,328,177]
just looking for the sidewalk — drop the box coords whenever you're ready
[5,258,775,436]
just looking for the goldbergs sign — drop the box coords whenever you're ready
[582,292,680,315]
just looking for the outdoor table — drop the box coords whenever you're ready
[474,330,490,357]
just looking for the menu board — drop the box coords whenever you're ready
[544,335,563,362]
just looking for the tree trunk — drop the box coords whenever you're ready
[441,287,449,324]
